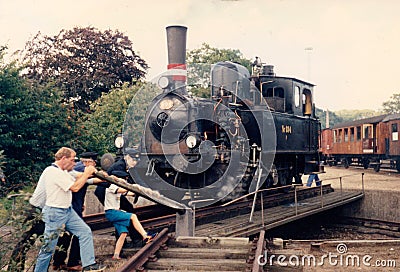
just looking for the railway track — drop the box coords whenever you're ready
[115,228,266,272]
[87,185,334,271]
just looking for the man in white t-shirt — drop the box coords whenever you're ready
[34,147,105,272]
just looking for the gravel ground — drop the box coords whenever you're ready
[312,165,400,192]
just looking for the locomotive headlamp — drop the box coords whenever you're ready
[114,134,124,149]
[158,76,170,89]
[185,135,198,148]
[159,98,174,110]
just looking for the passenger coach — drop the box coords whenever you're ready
[321,114,400,172]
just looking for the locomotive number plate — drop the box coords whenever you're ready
[282,125,292,134]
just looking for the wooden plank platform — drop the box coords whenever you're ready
[195,190,364,237]
[143,236,253,272]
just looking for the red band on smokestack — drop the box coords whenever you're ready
[167,64,186,69]
[167,63,186,81]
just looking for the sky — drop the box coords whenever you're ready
[1,0,399,111]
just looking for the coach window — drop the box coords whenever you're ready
[294,86,300,107]
[356,126,361,141]
[363,125,372,139]
[350,127,355,142]
[338,129,342,143]
[302,89,312,115]
[344,128,349,142]
[392,123,398,141]
[333,130,337,143]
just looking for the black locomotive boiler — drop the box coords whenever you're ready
[128,26,321,207]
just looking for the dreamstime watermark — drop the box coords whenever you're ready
[258,243,397,268]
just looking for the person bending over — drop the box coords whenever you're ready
[104,180,156,260]
[33,147,105,272]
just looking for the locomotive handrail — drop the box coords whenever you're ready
[223,172,365,220]
[319,172,364,181]
[222,184,294,207]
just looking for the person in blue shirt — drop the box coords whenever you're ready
[95,148,144,248]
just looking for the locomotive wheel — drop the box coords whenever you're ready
[265,175,274,188]
[341,158,349,169]
[373,164,381,172]
[362,159,370,169]
[396,160,400,173]
[278,170,292,193]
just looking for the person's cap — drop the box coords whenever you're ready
[80,151,98,161]
[111,170,129,179]
[124,148,139,159]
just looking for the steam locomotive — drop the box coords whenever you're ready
[127,26,322,207]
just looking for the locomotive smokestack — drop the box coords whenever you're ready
[166,25,187,93]
[166,25,187,66]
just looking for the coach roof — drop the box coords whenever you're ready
[332,114,389,129]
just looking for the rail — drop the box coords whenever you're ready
[252,230,265,272]
[116,228,170,272]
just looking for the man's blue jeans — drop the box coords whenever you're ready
[34,206,95,271]
[306,174,321,187]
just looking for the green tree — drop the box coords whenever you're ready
[0,46,73,194]
[382,93,400,114]
[75,82,160,154]
[0,150,5,182]
[186,43,253,97]
[334,109,381,122]
[19,26,148,113]
[75,83,142,154]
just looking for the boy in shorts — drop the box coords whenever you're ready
[104,176,155,260]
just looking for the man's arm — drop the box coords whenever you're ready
[70,165,96,192]
[74,170,108,185]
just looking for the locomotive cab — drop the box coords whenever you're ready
[257,73,315,117]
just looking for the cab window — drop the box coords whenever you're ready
[294,86,300,107]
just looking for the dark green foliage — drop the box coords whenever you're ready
[315,108,344,129]
[0,47,73,195]
[122,82,161,148]
[74,83,144,154]
[20,26,148,113]
[0,192,42,271]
